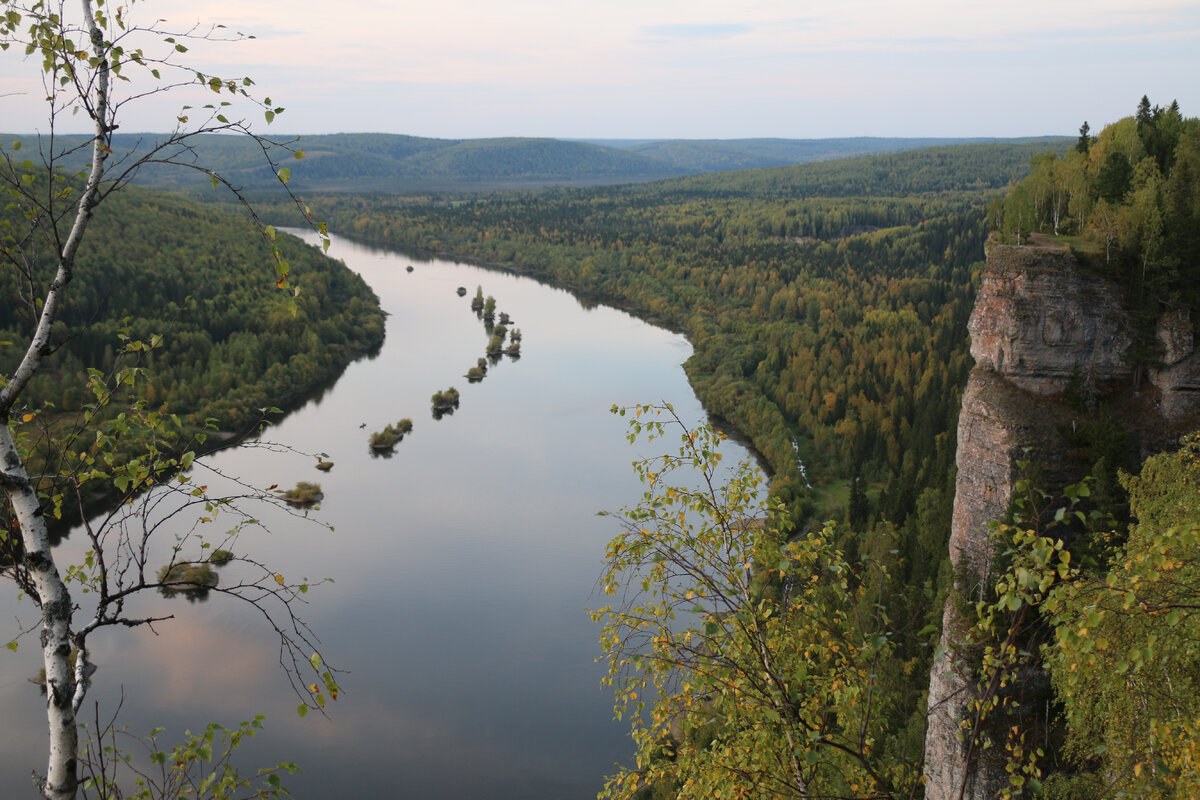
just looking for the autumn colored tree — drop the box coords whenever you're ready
[593,405,919,800]
[1042,435,1200,799]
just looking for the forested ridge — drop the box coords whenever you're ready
[0,182,385,453]
[1,132,1069,195]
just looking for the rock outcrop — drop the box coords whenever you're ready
[967,245,1134,395]
[923,241,1200,800]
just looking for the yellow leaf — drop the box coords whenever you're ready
[274,574,285,585]
[21,413,34,422]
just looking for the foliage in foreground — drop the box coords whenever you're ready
[79,715,297,800]
[0,1,350,797]
[598,409,1200,799]
[1041,434,1200,798]
[937,433,1200,800]
[593,406,920,800]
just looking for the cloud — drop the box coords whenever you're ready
[639,22,752,40]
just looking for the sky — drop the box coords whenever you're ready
[2,0,1199,140]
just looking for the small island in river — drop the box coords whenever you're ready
[370,419,414,451]
[281,481,325,506]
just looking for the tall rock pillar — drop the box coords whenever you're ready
[920,241,1183,800]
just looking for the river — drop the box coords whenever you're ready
[0,231,753,799]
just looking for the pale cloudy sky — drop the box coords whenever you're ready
[2,0,1199,139]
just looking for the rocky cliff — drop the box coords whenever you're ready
[923,241,1200,800]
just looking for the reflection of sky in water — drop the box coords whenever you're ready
[0,232,752,799]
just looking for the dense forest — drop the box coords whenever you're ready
[300,140,1067,521]
[0,181,385,471]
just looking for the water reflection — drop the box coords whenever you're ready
[0,231,753,799]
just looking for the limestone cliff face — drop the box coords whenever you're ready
[923,242,1200,800]
[967,245,1134,395]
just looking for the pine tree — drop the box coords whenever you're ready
[1075,121,1092,155]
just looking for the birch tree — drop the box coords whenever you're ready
[0,2,334,798]
[593,405,918,800]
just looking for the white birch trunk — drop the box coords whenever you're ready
[0,428,79,800]
[0,2,110,796]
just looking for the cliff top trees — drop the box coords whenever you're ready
[993,98,1200,315]
[0,2,334,797]
[1076,121,1093,155]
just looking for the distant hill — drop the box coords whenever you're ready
[2,132,684,193]
[1,132,1069,193]
[649,140,1074,198]
[595,136,1066,174]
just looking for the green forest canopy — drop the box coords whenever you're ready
[0,180,385,457]
[993,96,1200,317]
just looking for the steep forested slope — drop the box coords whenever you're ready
[0,183,385,441]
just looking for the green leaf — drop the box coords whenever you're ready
[296,704,308,718]
[309,652,321,671]
[278,167,290,184]
[5,640,16,652]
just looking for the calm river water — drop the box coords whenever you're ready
[0,231,752,799]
